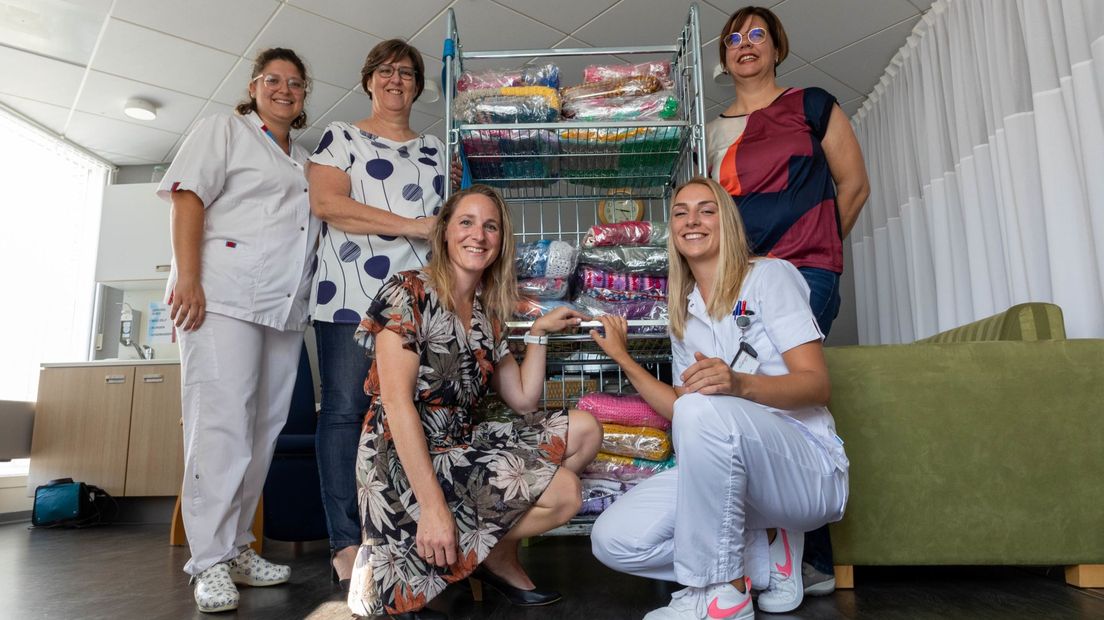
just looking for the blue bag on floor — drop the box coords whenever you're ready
[31,478,115,528]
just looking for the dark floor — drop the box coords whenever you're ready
[1,522,1102,620]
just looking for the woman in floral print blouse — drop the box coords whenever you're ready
[348,184,602,619]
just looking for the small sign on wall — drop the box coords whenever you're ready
[148,301,176,344]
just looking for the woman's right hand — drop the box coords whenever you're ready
[170,277,206,331]
[589,314,630,363]
[416,502,458,568]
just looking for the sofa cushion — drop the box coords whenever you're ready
[914,302,1065,343]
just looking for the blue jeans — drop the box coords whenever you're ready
[796,267,841,576]
[314,321,374,551]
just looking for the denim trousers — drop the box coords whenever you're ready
[314,321,374,551]
[796,266,842,575]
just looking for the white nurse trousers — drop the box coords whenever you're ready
[591,392,848,588]
[178,312,303,575]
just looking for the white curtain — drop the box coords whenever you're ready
[851,0,1104,343]
[0,107,111,400]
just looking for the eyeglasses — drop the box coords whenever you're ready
[375,64,417,81]
[723,27,767,48]
[253,73,310,93]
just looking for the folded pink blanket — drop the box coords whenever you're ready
[577,393,671,430]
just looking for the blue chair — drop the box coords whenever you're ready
[262,342,328,542]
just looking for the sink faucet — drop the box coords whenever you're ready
[128,342,154,360]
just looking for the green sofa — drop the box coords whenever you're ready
[823,303,1104,588]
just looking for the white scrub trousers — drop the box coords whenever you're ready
[178,312,303,575]
[591,392,848,588]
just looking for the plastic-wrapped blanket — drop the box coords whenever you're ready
[582,221,668,248]
[579,479,627,515]
[563,91,679,121]
[583,61,672,87]
[561,75,664,103]
[578,246,668,273]
[453,87,561,123]
[577,266,667,294]
[457,63,560,91]
[517,277,569,300]
[583,452,676,484]
[514,298,579,320]
[600,423,671,460]
[577,392,670,430]
[582,287,667,303]
[573,292,668,324]
[516,240,577,279]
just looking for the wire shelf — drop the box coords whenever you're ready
[458,122,690,200]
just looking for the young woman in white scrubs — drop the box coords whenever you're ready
[588,177,849,619]
[158,48,321,614]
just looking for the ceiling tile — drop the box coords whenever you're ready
[422,119,445,142]
[571,1,728,47]
[91,19,238,96]
[75,71,207,134]
[211,58,255,106]
[0,46,84,108]
[909,0,935,10]
[492,0,618,35]
[111,0,280,55]
[409,108,441,135]
[250,5,382,88]
[777,63,862,102]
[312,90,372,129]
[64,110,181,162]
[704,0,787,15]
[840,97,864,117]
[302,81,349,129]
[295,125,324,154]
[411,0,566,63]
[91,148,159,165]
[0,0,111,65]
[0,95,71,133]
[815,15,920,96]
[772,0,918,60]
[288,0,450,41]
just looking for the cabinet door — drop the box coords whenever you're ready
[95,182,172,282]
[28,366,135,496]
[125,365,183,496]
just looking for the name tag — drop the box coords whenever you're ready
[730,341,760,375]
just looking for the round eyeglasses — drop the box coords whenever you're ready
[253,73,310,93]
[375,64,417,81]
[724,27,767,48]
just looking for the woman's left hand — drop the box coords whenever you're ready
[450,157,463,191]
[681,351,747,397]
[531,306,587,336]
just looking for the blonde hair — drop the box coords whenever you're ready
[667,177,753,340]
[427,185,518,327]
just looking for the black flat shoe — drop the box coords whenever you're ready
[387,609,448,619]
[469,565,562,606]
[330,550,350,591]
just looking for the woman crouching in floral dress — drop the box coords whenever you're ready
[348,184,602,619]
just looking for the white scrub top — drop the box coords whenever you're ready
[672,258,848,471]
[157,112,320,331]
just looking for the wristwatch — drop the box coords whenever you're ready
[523,331,549,346]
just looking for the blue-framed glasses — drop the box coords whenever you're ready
[724,27,767,48]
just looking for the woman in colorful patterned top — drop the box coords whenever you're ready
[307,39,448,587]
[706,5,870,595]
[158,47,320,613]
[348,185,602,619]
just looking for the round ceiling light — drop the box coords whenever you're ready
[123,97,158,121]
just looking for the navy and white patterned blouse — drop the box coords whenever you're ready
[308,122,446,323]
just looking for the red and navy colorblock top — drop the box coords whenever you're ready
[706,87,842,273]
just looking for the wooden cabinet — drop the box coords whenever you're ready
[124,366,184,496]
[95,183,172,283]
[28,364,182,497]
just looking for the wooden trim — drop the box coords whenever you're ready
[834,565,854,589]
[1065,564,1104,588]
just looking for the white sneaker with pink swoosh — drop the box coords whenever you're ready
[757,528,805,613]
[642,577,755,620]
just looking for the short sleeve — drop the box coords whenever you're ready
[803,87,838,141]
[156,114,231,207]
[308,122,355,172]
[354,273,422,357]
[756,260,824,354]
[670,333,692,387]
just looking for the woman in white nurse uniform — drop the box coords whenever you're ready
[158,47,321,614]
[588,177,849,619]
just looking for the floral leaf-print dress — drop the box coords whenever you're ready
[348,270,568,616]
